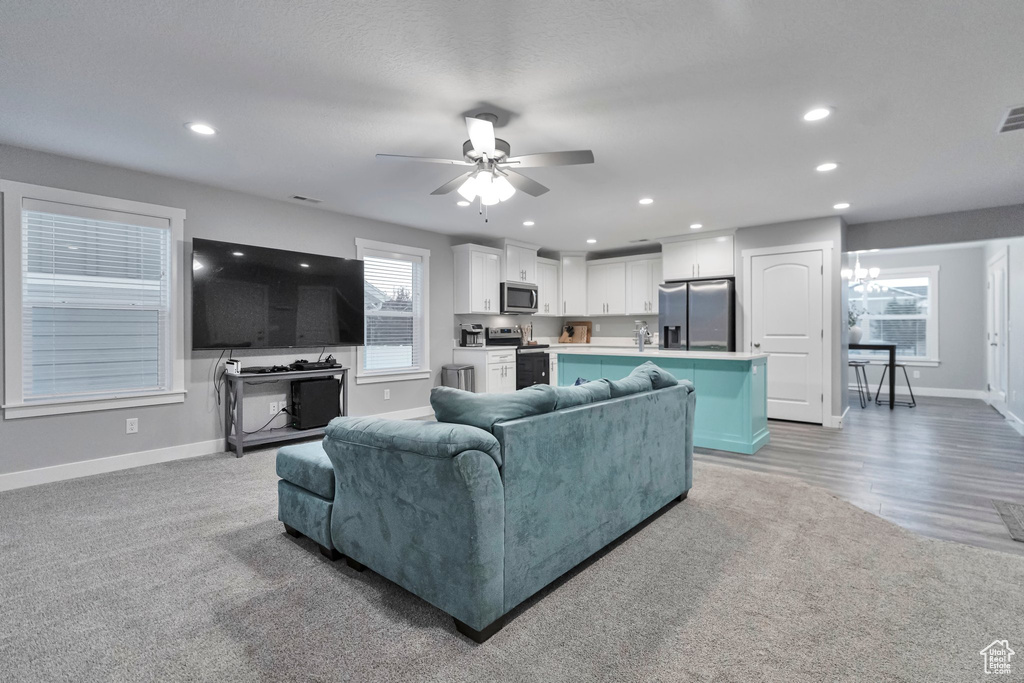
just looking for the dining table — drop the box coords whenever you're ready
[850,342,897,409]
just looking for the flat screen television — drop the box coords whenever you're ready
[191,239,364,350]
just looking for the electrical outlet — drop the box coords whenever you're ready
[595,323,601,332]
[384,389,391,400]
[126,418,139,434]
[268,401,279,415]
[913,370,920,379]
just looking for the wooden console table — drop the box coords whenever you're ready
[850,343,896,410]
[224,367,348,457]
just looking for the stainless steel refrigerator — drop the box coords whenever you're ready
[658,279,735,351]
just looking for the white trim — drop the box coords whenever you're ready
[0,438,223,492]
[1005,411,1024,437]
[658,228,736,245]
[742,240,835,426]
[355,371,431,385]
[354,238,431,382]
[3,390,186,419]
[361,405,434,420]
[850,384,986,400]
[1,180,186,419]
[0,404,437,491]
[825,405,849,429]
[985,247,1010,414]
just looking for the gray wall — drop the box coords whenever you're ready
[850,246,987,393]
[847,203,1024,252]
[984,238,1024,423]
[0,144,454,476]
[733,217,848,421]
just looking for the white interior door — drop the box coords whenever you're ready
[986,252,1009,407]
[750,250,824,423]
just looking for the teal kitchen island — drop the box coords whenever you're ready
[553,346,769,455]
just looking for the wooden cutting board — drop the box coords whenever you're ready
[558,321,592,343]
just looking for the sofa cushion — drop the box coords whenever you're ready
[553,379,612,410]
[607,369,654,398]
[633,361,679,390]
[276,442,335,499]
[431,384,558,434]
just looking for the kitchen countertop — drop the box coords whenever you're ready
[453,342,767,361]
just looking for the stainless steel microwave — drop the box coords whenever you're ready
[500,281,538,314]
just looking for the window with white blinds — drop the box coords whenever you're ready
[355,239,430,382]
[2,180,186,418]
[21,208,171,399]
[849,266,939,363]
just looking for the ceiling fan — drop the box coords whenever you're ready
[377,113,594,210]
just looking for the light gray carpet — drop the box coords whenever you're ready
[2,448,1023,682]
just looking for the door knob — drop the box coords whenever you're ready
[754,342,761,348]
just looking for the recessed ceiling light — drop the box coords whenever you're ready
[232,251,244,256]
[816,162,838,172]
[456,200,470,207]
[523,221,535,227]
[638,198,654,205]
[186,122,217,136]
[803,107,832,122]
[586,239,597,244]
[299,263,310,268]
[690,223,703,230]
[833,202,850,210]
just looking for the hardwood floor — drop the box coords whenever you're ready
[695,394,1024,556]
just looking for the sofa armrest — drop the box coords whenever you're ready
[323,418,506,631]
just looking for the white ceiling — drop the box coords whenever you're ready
[1,0,1022,251]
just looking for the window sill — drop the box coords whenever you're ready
[355,370,432,385]
[3,390,187,420]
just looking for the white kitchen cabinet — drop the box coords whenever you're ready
[587,262,627,315]
[695,235,734,277]
[453,244,502,314]
[560,254,587,316]
[536,258,560,316]
[452,348,517,393]
[503,242,538,283]
[549,354,559,386]
[626,258,662,315]
[487,363,516,394]
[662,235,734,280]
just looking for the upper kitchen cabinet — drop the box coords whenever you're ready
[626,257,662,315]
[453,244,502,314]
[662,234,734,280]
[560,253,587,316]
[535,258,561,316]
[503,240,539,283]
[587,261,627,315]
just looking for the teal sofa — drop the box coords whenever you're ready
[277,363,696,642]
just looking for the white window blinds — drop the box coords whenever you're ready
[21,204,172,400]
[849,270,937,362]
[362,251,424,373]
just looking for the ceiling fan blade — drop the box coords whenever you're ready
[504,170,550,197]
[465,117,496,156]
[376,154,472,166]
[504,150,595,168]
[430,171,474,195]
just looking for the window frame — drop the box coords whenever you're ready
[849,265,940,366]
[2,180,186,419]
[354,238,431,385]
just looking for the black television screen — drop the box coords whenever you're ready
[191,239,364,350]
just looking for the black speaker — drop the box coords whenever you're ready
[290,378,341,429]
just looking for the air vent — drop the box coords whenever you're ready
[999,105,1024,133]
[290,195,323,203]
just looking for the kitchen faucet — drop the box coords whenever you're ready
[635,321,652,352]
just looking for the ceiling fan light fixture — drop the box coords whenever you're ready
[493,174,516,202]
[456,175,478,201]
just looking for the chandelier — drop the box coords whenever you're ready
[842,254,883,291]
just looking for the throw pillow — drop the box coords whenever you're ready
[553,379,612,410]
[633,361,679,390]
[607,370,654,398]
[431,384,558,433]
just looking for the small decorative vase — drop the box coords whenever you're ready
[848,326,863,344]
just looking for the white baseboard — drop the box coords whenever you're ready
[0,405,435,492]
[824,406,849,429]
[0,438,223,493]
[1005,410,1024,436]
[847,384,986,400]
